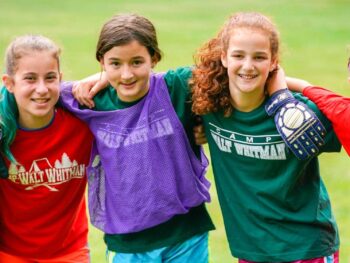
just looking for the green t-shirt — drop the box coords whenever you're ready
[91,67,214,253]
[203,93,340,262]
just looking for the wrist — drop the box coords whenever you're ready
[265,89,294,116]
[268,86,287,96]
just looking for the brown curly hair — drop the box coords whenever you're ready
[190,12,280,117]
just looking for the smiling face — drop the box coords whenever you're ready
[221,28,277,110]
[3,50,61,129]
[100,40,156,102]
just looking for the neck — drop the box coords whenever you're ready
[18,109,55,130]
[230,89,266,112]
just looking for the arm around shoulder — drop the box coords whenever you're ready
[286,76,312,93]
[303,86,350,155]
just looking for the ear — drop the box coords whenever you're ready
[59,72,63,82]
[151,57,158,69]
[221,51,228,68]
[269,58,278,72]
[99,58,106,71]
[2,74,15,93]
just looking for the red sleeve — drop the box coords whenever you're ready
[303,86,350,155]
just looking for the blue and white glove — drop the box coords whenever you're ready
[0,127,9,178]
[265,89,326,160]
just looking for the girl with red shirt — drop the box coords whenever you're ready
[0,35,93,263]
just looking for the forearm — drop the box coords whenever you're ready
[304,86,350,155]
[303,86,350,124]
[286,77,311,93]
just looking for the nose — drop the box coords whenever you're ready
[36,79,48,94]
[242,58,254,71]
[121,65,134,80]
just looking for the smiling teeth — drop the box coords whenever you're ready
[33,99,48,103]
[239,74,257,79]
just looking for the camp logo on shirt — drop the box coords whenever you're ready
[7,153,85,191]
[209,122,287,160]
[96,116,174,149]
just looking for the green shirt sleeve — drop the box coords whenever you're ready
[164,66,201,158]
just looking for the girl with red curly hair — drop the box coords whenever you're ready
[190,12,340,263]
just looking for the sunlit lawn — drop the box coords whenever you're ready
[1,0,349,262]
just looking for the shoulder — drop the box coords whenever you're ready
[292,92,340,152]
[164,67,192,87]
[56,108,90,131]
[93,85,118,110]
[57,108,93,141]
[293,92,321,114]
[94,85,117,100]
[163,66,192,97]
[292,92,330,125]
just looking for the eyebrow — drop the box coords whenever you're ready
[22,71,58,76]
[230,50,269,55]
[108,56,145,61]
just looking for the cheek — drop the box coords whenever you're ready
[53,86,60,96]
[261,62,273,74]
[105,67,119,80]
[11,84,29,99]
[227,58,241,71]
[51,84,61,102]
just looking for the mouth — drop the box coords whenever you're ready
[120,80,137,88]
[238,73,258,80]
[31,98,50,104]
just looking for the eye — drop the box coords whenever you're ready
[255,55,267,61]
[132,59,144,66]
[24,76,36,82]
[46,74,58,82]
[231,54,244,59]
[110,61,121,68]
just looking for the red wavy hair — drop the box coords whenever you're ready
[190,12,280,117]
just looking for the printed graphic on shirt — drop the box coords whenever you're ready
[96,109,174,148]
[209,122,287,160]
[8,153,85,191]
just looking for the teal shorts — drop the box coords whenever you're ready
[106,232,209,263]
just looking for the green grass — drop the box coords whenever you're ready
[1,0,349,262]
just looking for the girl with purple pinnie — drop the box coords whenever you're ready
[60,13,214,263]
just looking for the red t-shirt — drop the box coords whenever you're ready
[304,86,350,155]
[0,108,93,258]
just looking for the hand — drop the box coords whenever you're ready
[266,66,311,94]
[266,65,282,95]
[193,116,207,145]
[72,72,108,108]
[265,69,326,160]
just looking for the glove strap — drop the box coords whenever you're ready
[265,89,294,116]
